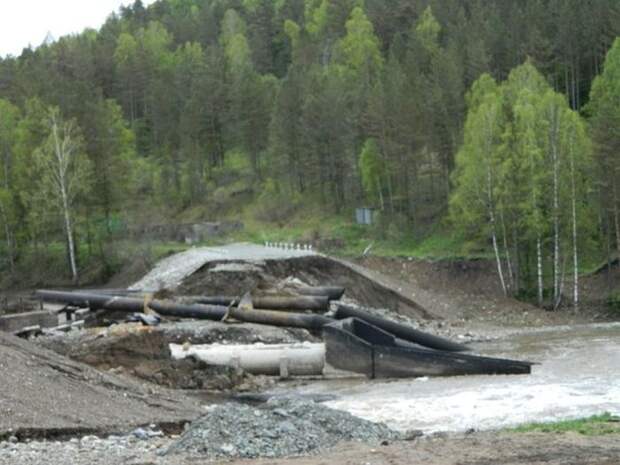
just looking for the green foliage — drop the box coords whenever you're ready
[588,37,620,253]
[305,0,329,37]
[338,7,383,78]
[416,6,441,52]
[512,413,620,436]
[255,178,301,223]
[0,0,619,287]
[358,138,384,204]
[451,62,595,301]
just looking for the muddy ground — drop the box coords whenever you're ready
[220,432,620,465]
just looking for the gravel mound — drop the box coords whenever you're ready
[164,398,400,459]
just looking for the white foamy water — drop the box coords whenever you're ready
[282,323,620,432]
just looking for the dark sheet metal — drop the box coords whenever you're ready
[324,318,533,378]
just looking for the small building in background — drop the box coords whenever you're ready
[355,207,375,225]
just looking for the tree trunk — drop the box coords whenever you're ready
[500,209,514,293]
[487,166,506,297]
[51,114,79,284]
[537,236,544,307]
[613,176,620,254]
[570,144,579,310]
[61,188,78,284]
[551,109,560,305]
[0,203,15,274]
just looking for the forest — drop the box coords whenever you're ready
[0,0,619,308]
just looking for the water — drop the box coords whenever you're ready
[278,323,620,433]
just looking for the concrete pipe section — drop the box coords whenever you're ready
[170,342,326,377]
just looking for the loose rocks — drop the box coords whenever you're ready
[164,398,400,459]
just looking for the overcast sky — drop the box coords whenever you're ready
[0,1,156,58]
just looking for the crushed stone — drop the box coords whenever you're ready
[164,398,400,459]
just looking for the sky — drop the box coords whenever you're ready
[0,0,156,58]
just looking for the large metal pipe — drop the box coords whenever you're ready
[35,290,332,330]
[333,304,469,352]
[296,286,345,301]
[192,295,330,312]
[228,306,332,330]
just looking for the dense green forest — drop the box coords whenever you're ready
[0,0,619,307]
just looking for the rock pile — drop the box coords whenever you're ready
[164,398,400,459]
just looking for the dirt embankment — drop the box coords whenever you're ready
[0,331,203,440]
[181,255,436,320]
[354,256,619,326]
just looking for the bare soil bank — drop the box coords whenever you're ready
[0,331,202,439]
[354,256,619,326]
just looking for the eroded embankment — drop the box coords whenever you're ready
[180,254,436,320]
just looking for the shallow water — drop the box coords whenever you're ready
[278,323,620,433]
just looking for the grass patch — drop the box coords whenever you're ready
[512,413,620,435]
[213,201,480,260]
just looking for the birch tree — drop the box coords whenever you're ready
[452,63,594,307]
[562,110,593,309]
[33,107,91,283]
[451,74,508,295]
[588,37,620,255]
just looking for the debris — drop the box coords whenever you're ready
[131,427,163,440]
[126,313,161,326]
[12,325,43,339]
[0,310,58,333]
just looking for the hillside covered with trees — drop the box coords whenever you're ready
[0,0,618,308]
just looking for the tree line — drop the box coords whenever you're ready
[0,0,618,303]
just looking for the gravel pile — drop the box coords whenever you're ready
[164,398,400,459]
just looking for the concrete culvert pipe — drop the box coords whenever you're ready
[170,342,326,377]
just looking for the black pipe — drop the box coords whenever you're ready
[228,306,333,329]
[333,304,469,352]
[35,290,331,330]
[193,295,329,312]
[296,286,345,301]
